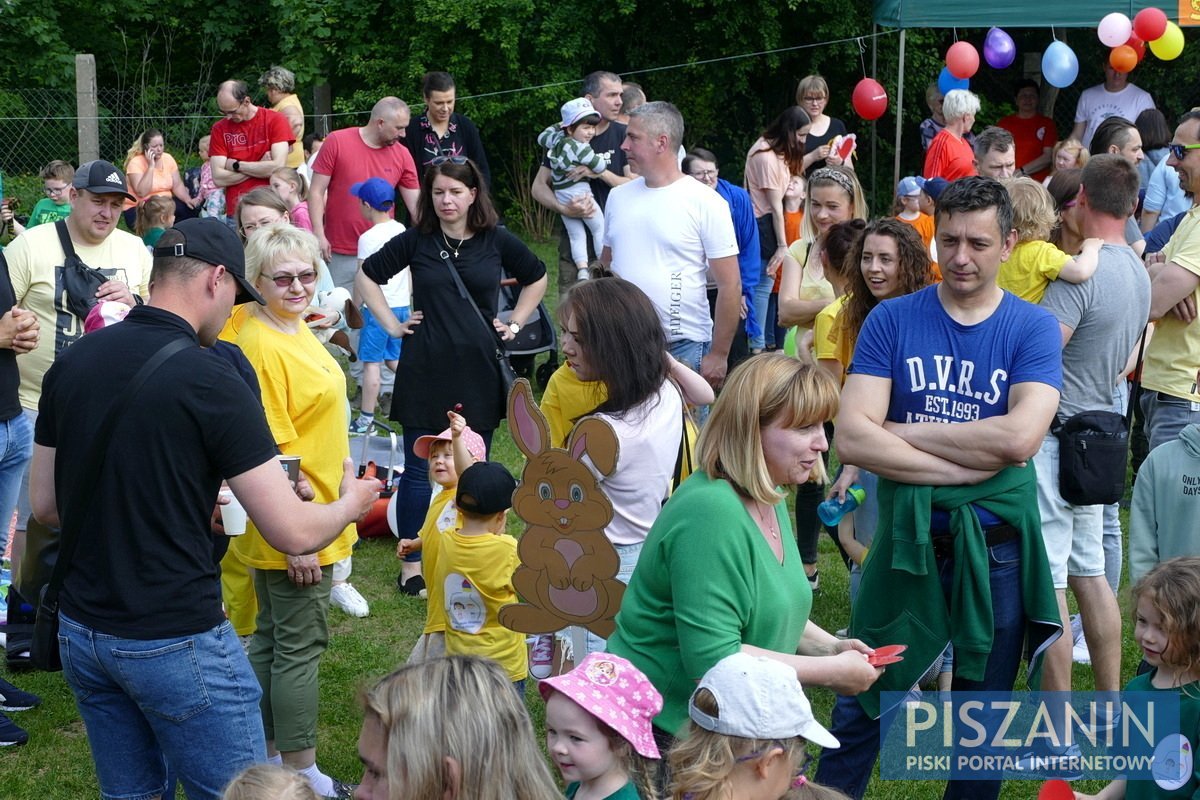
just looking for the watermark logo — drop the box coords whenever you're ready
[879,691,1181,781]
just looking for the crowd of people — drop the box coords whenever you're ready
[0,58,1197,800]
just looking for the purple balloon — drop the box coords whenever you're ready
[984,27,1016,69]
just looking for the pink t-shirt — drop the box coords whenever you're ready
[311,127,419,255]
[290,201,312,231]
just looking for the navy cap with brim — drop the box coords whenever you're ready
[73,159,136,202]
[153,218,266,305]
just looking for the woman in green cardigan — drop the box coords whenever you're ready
[607,353,882,744]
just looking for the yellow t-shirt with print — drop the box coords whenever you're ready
[437,526,526,681]
[220,304,357,569]
[1143,206,1200,402]
[416,486,461,635]
[998,239,1071,303]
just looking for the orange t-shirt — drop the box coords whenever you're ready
[777,209,804,292]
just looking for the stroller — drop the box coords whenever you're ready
[497,277,558,390]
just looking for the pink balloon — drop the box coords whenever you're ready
[852,78,888,121]
[1133,7,1168,42]
[1098,12,1133,48]
[946,41,980,80]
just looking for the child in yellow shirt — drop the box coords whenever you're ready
[999,176,1102,303]
[436,461,528,692]
[396,410,486,659]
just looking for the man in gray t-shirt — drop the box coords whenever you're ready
[1033,155,1150,698]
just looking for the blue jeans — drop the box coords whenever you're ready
[749,257,773,350]
[1141,389,1200,453]
[668,339,711,425]
[394,426,493,562]
[571,541,643,658]
[817,538,1026,800]
[0,413,32,557]
[58,613,265,800]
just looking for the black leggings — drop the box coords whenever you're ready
[793,421,851,568]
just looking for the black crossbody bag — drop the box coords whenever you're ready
[1051,328,1147,507]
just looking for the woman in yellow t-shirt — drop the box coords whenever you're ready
[219,223,355,795]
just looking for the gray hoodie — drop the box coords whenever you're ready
[1130,424,1200,583]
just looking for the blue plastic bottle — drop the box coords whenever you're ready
[817,483,867,526]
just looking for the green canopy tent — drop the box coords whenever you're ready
[871,2,1176,186]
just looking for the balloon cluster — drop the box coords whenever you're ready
[1100,9,1182,70]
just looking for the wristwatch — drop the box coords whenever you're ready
[508,321,521,335]
[232,160,241,173]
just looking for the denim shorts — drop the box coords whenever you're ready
[58,613,265,800]
[359,305,410,363]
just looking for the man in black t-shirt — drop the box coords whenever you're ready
[28,218,380,800]
[532,70,633,301]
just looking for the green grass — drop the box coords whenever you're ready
[0,236,1143,798]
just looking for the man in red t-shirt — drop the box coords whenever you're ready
[309,96,421,290]
[209,80,294,221]
[997,80,1059,182]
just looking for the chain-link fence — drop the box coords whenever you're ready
[0,83,219,180]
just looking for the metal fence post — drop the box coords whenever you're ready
[76,54,99,164]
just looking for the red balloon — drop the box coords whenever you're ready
[1110,44,1138,73]
[1038,779,1075,800]
[852,78,888,121]
[946,41,981,79]
[1133,7,1168,42]
[1125,34,1146,62]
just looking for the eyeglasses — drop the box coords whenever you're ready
[264,271,318,288]
[802,96,827,103]
[43,185,69,196]
[430,155,470,166]
[690,170,718,180]
[1168,143,1200,161]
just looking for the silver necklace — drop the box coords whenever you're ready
[755,502,780,540]
[441,230,465,258]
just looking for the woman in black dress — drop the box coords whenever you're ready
[357,157,547,594]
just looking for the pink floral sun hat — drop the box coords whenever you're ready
[539,652,663,759]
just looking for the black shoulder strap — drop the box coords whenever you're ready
[53,220,77,261]
[439,249,503,346]
[1126,324,1149,428]
[41,336,192,605]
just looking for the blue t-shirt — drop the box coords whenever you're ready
[849,286,1062,528]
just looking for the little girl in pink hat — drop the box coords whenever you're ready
[540,652,664,800]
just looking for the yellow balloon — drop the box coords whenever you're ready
[1150,21,1184,61]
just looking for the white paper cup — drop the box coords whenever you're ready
[218,489,247,536]
[277,455,301,485]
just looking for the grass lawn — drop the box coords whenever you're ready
[0,236,1145,798]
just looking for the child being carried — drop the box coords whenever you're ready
[538,98,609,281]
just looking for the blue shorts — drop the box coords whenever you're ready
[359,306,409,363]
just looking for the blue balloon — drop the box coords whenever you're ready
[1042,40,1079,88]
[938,66,969,96]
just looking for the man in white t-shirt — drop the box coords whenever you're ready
[601,101,740,387]
[1070,61,1155,149]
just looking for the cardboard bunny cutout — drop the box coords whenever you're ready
[499,379,625,639]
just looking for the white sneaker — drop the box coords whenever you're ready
[576,267,591,281]
[529,634,555,679]
[331,583,370,617]
[1070,614,1091,665]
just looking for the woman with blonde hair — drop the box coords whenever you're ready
[608,354,881,748]
[795,74,852,177]
[123,128,198,228]
[219,224,357,797]
[1043,138,1089,187]
[354,656,562,800]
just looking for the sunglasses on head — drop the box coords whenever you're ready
[430,155,470,166]
[1169,143,1200,161]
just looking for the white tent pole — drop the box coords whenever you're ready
[894,28,906,193]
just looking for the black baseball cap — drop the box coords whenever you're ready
[456,462,517,516]
[153,218,266,305]
[73,160,135,202]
